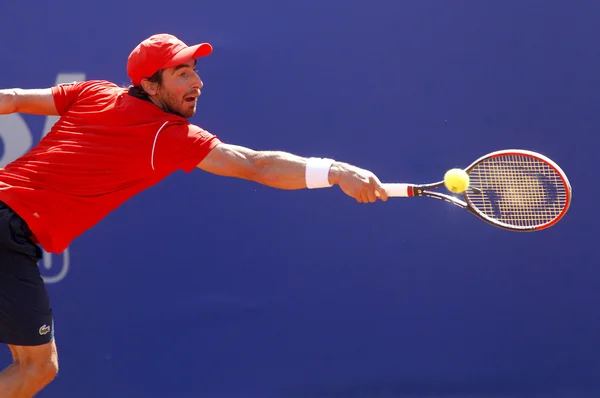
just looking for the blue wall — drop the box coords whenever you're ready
[0,1,597,397]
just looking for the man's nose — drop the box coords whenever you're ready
[192,75,203,89]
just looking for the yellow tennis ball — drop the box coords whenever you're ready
[444,168,469,193]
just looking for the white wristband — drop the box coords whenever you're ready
[305,157,335,189]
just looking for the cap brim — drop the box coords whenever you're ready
[163,43,213,69]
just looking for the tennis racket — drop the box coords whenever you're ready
[382,149,572,231]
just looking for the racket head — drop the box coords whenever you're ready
[461,149,572,231]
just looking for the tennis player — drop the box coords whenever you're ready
[0,33,388,396]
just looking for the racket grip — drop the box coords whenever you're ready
[382,183,411,197]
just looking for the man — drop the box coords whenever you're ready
[0,33,388,397]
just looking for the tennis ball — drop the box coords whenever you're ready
[444,168,469,193]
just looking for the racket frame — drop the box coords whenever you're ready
[383,149,572,231]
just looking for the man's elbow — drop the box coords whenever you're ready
[250,155,282,186]
[0,89,17,115]
[243,153,265,182]
[217,147,262,181]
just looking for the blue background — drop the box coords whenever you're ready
[1,1,598,397]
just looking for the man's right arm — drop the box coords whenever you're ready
[0,88,58,116]
[197,142,388,203]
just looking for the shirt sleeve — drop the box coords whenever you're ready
[51,81,90,115]
[152,122,222,173]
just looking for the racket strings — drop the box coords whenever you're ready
[466,155,568,227]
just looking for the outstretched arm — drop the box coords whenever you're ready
[0,88,58,116]
[197,143,388,203]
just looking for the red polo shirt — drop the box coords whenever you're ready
[0,80,221,253]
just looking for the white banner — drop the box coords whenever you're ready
[0,72,86,283]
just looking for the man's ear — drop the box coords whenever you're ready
[141,79,159,96]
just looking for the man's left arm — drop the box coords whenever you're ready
[0,88,59,116]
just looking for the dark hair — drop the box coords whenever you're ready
[128,69,163,100]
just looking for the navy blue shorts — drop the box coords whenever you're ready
[0,201,54,346]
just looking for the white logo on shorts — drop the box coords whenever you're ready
[39,325,51,335]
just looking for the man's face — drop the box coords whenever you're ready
[152,59,203,118]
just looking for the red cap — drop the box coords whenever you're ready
[127,33,213,86]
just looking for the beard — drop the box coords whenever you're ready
[161,91,197,119]
[165,99,196,118]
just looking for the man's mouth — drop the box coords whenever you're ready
[184,96,197,103]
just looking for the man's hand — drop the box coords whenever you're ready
[329,162,389,203]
